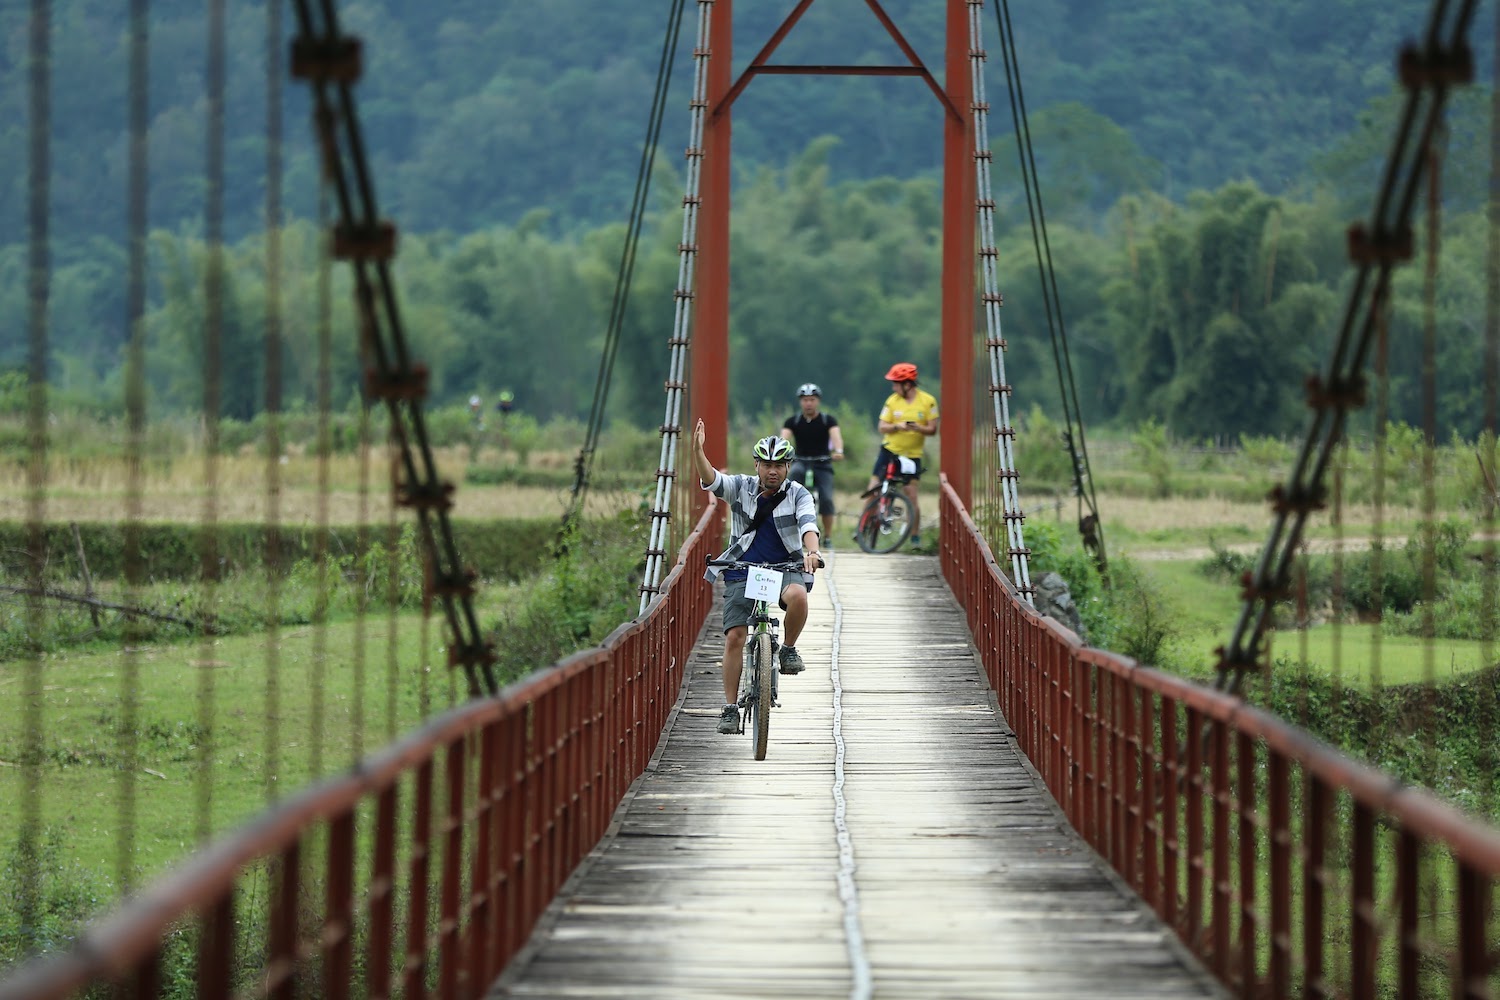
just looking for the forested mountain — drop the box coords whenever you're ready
[0,0,1443,241]
[1,0,1492,441]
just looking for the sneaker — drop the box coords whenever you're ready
[716,703,739,734]
[909,534,922,548]
[778,645,805,675]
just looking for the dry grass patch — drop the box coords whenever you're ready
[1101,492,1429,541]
[2,448,643,524]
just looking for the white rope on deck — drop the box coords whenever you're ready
[824,556,873,1000]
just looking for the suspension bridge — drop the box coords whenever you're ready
[3,1,1500,998]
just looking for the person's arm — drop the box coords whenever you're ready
[877,402,900,435]
[801,528,821,573]
[692,418,717,487]
[920,401,941,435]
[830,424,845,460]
[779,427,794,443]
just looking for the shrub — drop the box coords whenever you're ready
[1340,543,1425,614]
[1098,558,1182,665]
[0,519,553,585]
[1197,534,1253,582]
[1130,419,1174,498]
[1014,406,1074,489]
[1386,578,1500,641]
[1026,521,1110,640]
[0,826,116,967]
[487,511,648,686]
[1238,433,1292,470]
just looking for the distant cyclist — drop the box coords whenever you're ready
[780,382,844,541]
[865,362,939,547]
[693,419,823,735]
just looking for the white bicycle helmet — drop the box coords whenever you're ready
[796,382,821,397]
[752,436,794,463]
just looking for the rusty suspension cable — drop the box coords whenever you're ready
[571,0,689,524]
[966,0,1033,604]
[289,0,497,696]
[639,0,715,615]
[992,0,1107,577]
[1216,0,1479,694]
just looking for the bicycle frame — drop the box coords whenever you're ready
[706,557,803,759]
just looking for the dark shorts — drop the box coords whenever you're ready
[791,459,836,515]
[871,447,922,481]
[722,572,813,633]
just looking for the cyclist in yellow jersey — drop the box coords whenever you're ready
[864,362,939,546]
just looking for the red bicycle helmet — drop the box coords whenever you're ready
[884,362,918,382]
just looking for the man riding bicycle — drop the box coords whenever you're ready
[693,418,822,735]
[780,382,844,541]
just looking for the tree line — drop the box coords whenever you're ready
[4,129,1493,442]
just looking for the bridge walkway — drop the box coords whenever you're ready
[491,550,1225,999]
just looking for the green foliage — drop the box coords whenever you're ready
[8,167,1498,443]
[0,0,1436,253]
[0,520,552,587]
[0,369,26,416]
[488,512,648,685]
[1026,521,1111,642]
[1014,406,1074,488]
[0,520,558,659]
[1238,434,1292,469]
[1130,419,1174,498]
[0,827,115,968]
[1196,535,1253,582]
[1260,661,1500,818]
[1096,559,1182,665]
[1386,578,1500,642]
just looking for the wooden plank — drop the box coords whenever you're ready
[490,553,1226,999]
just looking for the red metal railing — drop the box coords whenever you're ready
[940,478,1500,998]
[0,506,720,1000]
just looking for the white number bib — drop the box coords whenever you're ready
[745,566,781,601]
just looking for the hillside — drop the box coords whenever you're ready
[0,0,1437,242]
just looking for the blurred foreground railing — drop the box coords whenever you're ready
[0,506,719,1000]
[940,478,1500,999]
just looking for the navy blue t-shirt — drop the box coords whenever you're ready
[724,492,791,581]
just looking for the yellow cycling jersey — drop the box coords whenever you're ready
[879,388,939,458]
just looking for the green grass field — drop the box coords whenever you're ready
[0,613,463,897]
[1135,556,1496,687]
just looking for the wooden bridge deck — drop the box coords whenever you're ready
[491,551,1224,999]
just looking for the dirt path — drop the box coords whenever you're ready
[1128,535,1402,562]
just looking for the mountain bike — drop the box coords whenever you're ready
[854,457,915,554]
[706,557,811,760]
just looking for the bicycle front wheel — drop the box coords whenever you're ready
[751,631,773,760]
[855,494,913,554]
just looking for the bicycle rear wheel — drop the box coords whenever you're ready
[855,494,913,554]
[751,631,773,760]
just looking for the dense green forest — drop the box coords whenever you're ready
[1,0,1493,437]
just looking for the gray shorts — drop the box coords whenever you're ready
[722,571,813,633]
[791,459,836,515]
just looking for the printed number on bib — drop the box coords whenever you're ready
[745,567,781,601]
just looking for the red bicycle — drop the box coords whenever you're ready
[854,458,915,554]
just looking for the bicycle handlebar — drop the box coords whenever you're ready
[706,556,825,571]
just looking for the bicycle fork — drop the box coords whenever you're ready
[735,630,781,729]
